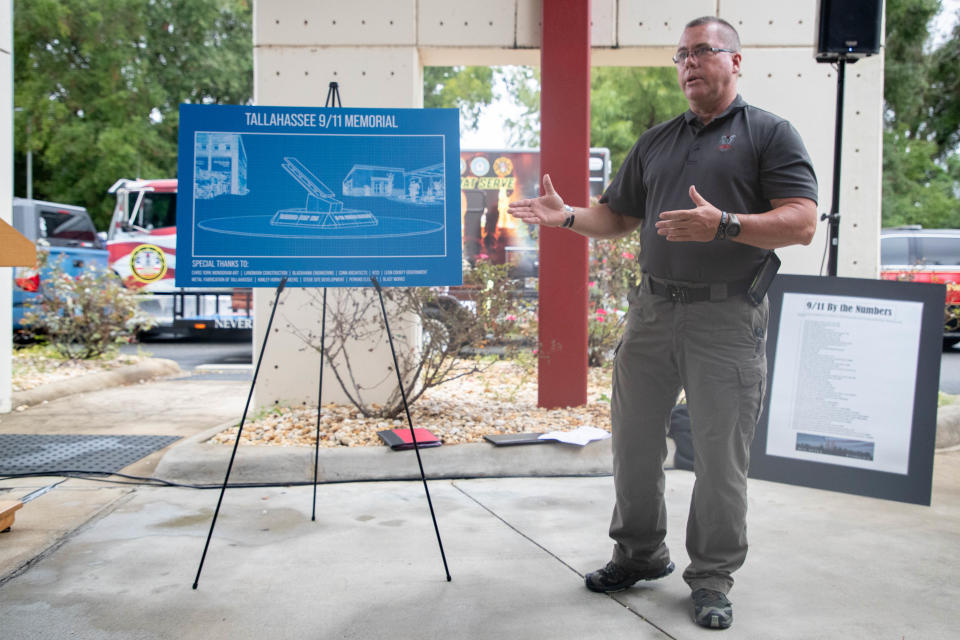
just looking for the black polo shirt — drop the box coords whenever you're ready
[600,95,818,283]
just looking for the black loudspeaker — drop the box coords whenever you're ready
[816,0,883,62]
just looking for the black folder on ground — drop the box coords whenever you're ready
[377,428,442,450]
[483,433,548,446]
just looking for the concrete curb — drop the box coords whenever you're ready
[11,358,181,409]
[154,421,628,484]
[156,399,960,485]
[11,360,960,482]
[936,402,960,449]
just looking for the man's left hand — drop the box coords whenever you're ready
[655,185,723,242]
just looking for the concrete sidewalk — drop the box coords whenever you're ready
[0,458,958,639]
[0,362,958,638]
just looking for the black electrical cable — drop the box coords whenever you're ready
[0,469,610,490]
[0,469,376,489]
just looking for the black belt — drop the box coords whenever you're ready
[646,275,751,303]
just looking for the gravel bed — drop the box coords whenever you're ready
[11,349,145,392]
[10,349,615,449]
[211,360,614,448]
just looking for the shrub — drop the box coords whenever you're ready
[463,258,529,344]
[587,234,642,366]
[291,286,485,419]
[21,252,153,359]
[288,261,540,419]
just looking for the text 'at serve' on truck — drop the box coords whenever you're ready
[106,178,252,337]
[458,147,610,279]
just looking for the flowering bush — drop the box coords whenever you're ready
[587,234,643,366]
[588,305,624,367]
[293,286,484,419]
[290,260,539,419]
[946,282,960,337]
[463,257,537,345]
[21,252,153,359]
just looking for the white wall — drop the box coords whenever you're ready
[1,0,13,414]
[252,2,425,409]
[252,0,884,407]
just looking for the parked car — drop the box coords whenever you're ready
[880,227,960,347]
[11,197,108,332]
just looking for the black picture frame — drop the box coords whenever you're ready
[750,274,946,505]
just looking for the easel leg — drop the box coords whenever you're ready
[371,277,452,581]
[312,288,327,521]
[193,278,287,589]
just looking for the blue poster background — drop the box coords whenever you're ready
[176,104,462,288]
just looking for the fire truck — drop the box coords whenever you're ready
[459,147,610,278]
[106,178,252,337]
[880,227,960,348]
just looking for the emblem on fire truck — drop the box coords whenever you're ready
[129,244,168,283]
[493,156,514,178]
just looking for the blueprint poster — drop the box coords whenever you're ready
[175,104,462,288]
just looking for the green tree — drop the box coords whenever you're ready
[500,66,540,148]
[14,0,252,228]
[423,66,495,132]
[590,66,688,173]
[883,129,960,227]
[492,65,687,173]
[884,0,941,135]
[881,0,960,227]
[928,15,960,152]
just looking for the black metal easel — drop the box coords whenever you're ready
[309,83,450,580]
[371,276,451,581]
[193,277,287,589]
[192,82,450,588]
[310,81,340,521]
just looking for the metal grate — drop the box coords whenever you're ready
[0,434,180,475]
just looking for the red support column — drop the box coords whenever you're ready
[538,0,590,408]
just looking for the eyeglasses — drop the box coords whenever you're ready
[672,46,737,65]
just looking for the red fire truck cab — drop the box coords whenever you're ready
[106,178,252,337]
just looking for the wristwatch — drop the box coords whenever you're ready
[726,213,741,238]
[715,211,741,240]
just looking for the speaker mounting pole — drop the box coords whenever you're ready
[823,56,846,277]
[814,0,883,277]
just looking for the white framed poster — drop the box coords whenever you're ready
[751,275,945,505]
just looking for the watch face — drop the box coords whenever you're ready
[727,215,741,237]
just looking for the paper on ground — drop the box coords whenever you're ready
[538,426,611,446]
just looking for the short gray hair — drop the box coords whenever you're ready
[684,16,741,51]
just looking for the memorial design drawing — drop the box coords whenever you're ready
[271,157,378,230]
[194,133,250,200]
[177,104,462,288]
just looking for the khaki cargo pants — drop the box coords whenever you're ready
[608,282,768,594]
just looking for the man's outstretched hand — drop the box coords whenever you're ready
[655,185,723,242]
[507,174,567,227]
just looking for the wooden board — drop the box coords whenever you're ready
[0,218,35,267]
[0,500,24,532]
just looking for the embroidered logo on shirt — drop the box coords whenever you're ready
[718,134,736,151]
